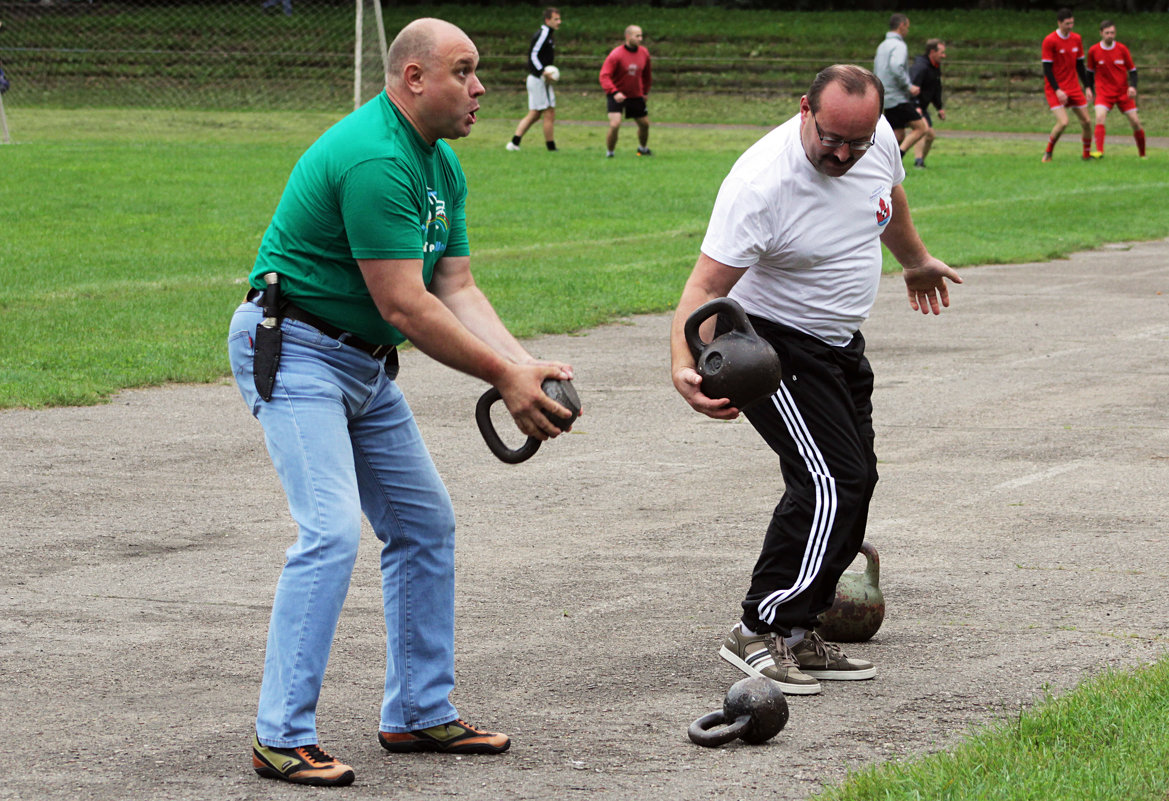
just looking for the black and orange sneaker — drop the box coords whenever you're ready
[252,734,355,786]
[378,718,510,755]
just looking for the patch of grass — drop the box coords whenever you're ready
[3,5,1167,132]
[2,110,1167,408]
[814,654,1169,801]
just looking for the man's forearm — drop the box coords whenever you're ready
[879,186,929,269]
[390,291,517,384]
[1043,62,1060,92]
[438,282,532,365]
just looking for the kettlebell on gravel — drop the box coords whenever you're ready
[688,676,789,747]
[684,297,782,409]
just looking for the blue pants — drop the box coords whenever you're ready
[229,302,458,748]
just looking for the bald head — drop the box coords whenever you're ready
[623,24,643,48]
[383,17,484,144]
[387,18,469,89]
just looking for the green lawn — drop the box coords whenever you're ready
[2,108,1166,409]
[814,657,1169,801]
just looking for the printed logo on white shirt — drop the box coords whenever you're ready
[870,185,893,227]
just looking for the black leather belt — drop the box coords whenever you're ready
[246,288,397,361]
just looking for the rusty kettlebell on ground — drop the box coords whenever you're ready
[687,676,789,748]
[475,378,581,464]
[684,297,782,409]
[816,541,885,642]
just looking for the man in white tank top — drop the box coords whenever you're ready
[670,64,961,696]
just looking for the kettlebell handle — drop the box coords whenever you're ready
[475,388,542,464]
[859,541,880,585]
[687,711,751,748]
[684,297,755,361]
[475,378,581,465]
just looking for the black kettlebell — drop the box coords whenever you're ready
[476,378,581,464]
[684,297,782,409]
[688,676,789,747]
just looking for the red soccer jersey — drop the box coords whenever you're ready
[599,45,652,98]
[1041,30,1084,91]
[1087,41,1134,97]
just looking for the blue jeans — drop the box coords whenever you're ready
[228,302,458,748]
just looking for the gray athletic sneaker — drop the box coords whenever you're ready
[718,626,822,695]
[790,630,876,680]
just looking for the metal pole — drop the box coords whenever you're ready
[372,0,389,82]
[0,91,10,144]
[353,0,363,110]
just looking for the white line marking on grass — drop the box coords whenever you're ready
[911,182,1169,214]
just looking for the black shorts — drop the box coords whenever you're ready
[919,107,933,127]
[883,102,923,129]
[606,94,648,119]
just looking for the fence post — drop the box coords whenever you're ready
[0,91,10,144]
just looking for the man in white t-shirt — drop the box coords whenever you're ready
[670,65,961,696]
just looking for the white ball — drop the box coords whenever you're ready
[544,65,560,81]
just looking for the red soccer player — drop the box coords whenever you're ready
[599,24,653,157]
[1086,20,1146,159]
[1040,8,1094,162]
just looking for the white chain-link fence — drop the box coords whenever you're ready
[2,4,1163,117]
[0,0,389,111]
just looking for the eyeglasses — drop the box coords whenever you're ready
[810,110,877,152]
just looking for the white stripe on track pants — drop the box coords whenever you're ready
[725,314,880,636]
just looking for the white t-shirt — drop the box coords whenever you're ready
[701,113,905,346]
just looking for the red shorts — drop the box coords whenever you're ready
[1045,85,1088,109]
[1095,92,1136,113]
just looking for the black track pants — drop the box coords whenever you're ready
[731,315,879,636]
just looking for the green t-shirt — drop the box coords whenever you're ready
[249,92,470,346]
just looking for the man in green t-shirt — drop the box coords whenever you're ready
[229,18,577,787]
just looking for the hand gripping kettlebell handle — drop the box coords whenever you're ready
[475,378,581,465]
[683,296,753,361]
[476,387,542,464]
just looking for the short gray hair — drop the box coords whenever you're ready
[807,64,884,114]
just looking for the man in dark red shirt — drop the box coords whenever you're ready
[1040,8,1094,162]
[1086,20,1145,158]
[599,24,653,157]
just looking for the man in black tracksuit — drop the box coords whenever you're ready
[507,8,561,152]
[908,39,947,168]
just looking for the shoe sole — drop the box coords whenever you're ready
[379,737,510,755]
[718,646,822,695]
[253,763,355,787]
[799,666,877,681]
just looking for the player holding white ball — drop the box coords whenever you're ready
[507,7,561,153]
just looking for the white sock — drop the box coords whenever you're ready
[739,622,758,636]
[784,626,808,647]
